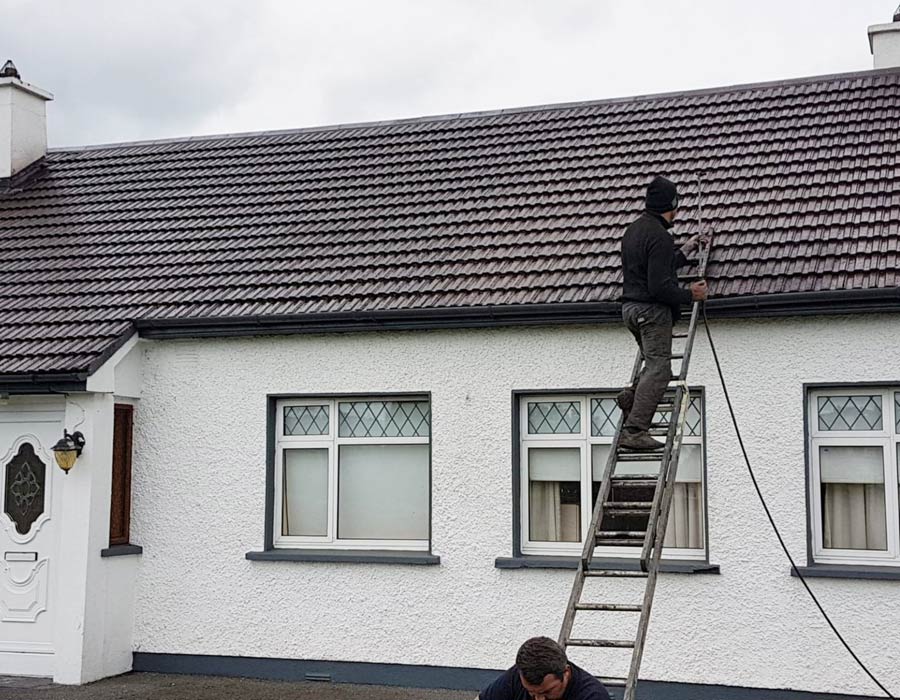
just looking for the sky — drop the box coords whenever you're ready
[0,0,893,147]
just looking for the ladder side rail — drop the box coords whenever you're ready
[559,349,643,646]
[578,349,644,568]
[638,383,689,569]
[624,388,692,700]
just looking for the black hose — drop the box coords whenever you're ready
[701,305,895,699]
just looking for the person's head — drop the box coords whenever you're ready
[515,637,572,699]
[645,175,679,222]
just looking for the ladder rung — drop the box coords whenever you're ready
[596,538,644,546]
[575,602,642,612]
[670,353,684,359]
[584,569,648,578]
[597,676,628,687]
[598,530,646,537]
[611,473,659,481]
[567,638,635,649]
[648,428,669,436]
[672,332,689,338]
[604,501,652,513]
[656,403,675,411]
[616,452,663,461]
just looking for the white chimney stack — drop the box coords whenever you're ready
[868,6,900,69]
[0,60,53,180]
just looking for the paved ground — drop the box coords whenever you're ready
[0,673,475,700]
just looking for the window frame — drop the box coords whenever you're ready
[514,389,709,562]
[807,386,900,567]
[270,394,432,553]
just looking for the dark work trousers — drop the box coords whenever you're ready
[622,301,673,433]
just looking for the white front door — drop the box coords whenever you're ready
[0,400,63,676]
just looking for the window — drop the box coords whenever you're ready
[519,393,707,559]
[274,397,431,551]
[109,403,134,546]
[808,389,900,566]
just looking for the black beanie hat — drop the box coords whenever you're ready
[645,176,679,213]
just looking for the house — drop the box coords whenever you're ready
[1,11,900,700]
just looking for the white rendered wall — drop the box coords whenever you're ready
[132,316,900,696]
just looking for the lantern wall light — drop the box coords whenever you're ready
[52,430,85,474]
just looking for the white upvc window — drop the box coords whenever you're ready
[274,397,431,551]
[519,392,707,560]
[808,388,900,566]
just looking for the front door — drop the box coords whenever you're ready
[0,400,62,676]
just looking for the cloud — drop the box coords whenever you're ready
[0,0,887,146]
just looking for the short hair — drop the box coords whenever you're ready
[515,637,568,684]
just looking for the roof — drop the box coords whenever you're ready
[2,68,900,381]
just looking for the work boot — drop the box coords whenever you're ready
[619,430,665,452]
[616,388,635,421]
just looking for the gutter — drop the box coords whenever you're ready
[0,372,87,395]
[135,302,625,338]
[135,288,900,339]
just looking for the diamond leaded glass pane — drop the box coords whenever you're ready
[591,398,620,436]
[591,395,702,436]
[284,404,329,436]
[652,395,703,437]
[338,400,430,438]
[528,401,581,434]
[895,393,900,434]
[817,395,882,431]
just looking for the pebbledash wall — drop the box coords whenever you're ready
[129,314,900,698]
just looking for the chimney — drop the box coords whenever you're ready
[0,60,53,180]
[868,5,900,69]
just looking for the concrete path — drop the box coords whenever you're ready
[0,673,475,700]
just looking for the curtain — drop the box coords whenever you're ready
[663,482,703,549]
[529,482,580,542]
[823,483,887,550]
[530,481,562,541]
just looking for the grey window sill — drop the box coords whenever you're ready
[792,564,900,581]
[495,555,719,574]
[245,549,440,565]
[101,544,143,558]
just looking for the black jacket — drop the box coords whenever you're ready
[621,211,693,319]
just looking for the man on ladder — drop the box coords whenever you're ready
[617,176,708,451]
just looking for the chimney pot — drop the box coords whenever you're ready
[0,60,20,79]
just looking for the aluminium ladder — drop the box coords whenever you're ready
[558,239,711,700]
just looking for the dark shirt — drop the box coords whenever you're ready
[621,210,692,318]
[479,663,612,700]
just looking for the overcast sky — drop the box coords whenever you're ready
[0,0,893,147]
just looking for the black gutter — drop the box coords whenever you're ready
[135,289,900,339]
[0,372,87,395]
[135,302,624,338]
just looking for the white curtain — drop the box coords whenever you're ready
[823,484,887,550]
[530,481,562,541]
[663,483,703,549]
[529,482,581,542]
[819,445,887,551]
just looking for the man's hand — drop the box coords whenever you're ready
[690,279,709,301]
[680,233,711,256]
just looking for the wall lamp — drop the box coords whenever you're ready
[52,430,85,474]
